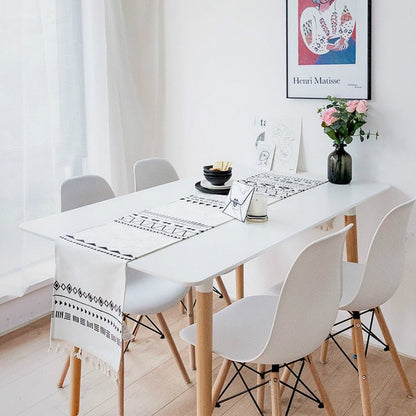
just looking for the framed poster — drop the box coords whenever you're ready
[286,0,371,99]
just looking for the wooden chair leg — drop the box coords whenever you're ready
[57,355,70,388]
[124,315,143,352]
[352,313,372,416]
[212,359,232,411]
[270,366,282,416]
[119,340,124,416]
[215,276,232,306]
[351,317,357,358]
[156,312,191,383]
[187,288,196,371]
[305,355,335,416]
[279,363,294,395]
[374,306,413,398]
[257,363,266,411]
[180,297,186,314]
[320,339,329,364]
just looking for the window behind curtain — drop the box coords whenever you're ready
[0,0,86,294]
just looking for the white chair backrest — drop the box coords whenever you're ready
[255,225,351,365]
[346,199,415,311]
[133,158,179,192]
[61,175,115,212]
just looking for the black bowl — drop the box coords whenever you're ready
[203,165,232,186]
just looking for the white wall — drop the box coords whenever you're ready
[153,0,416,356]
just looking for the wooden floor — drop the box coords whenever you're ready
[1,295,416,416]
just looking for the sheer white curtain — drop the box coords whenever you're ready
[0,0,160,298]
[83,0,160,195]
[0,0,86,297]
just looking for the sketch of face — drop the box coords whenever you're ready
[258,150,270,165]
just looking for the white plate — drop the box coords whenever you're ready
[201,179,233,190]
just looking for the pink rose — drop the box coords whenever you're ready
[356,100,368,114]
[321,107,339,126]
[346,100,359,113]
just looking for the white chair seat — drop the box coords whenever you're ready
[124,269,189,315]
[180,295,278,363]
[339,262,365,311]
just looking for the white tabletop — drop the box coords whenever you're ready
[20,168,389,286]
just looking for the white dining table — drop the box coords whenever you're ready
[20,167,389,416]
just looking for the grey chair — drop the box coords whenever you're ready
[61,174,115,212]
[132,158,233,371]
[57,175,191,415]
[133,158,179,191]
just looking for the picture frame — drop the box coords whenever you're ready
[286,0,371,99]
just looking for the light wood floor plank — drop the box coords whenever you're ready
[1,296,415,416]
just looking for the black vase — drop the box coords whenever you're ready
[327,143,352,184]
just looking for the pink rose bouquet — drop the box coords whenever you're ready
[318,96,379,146]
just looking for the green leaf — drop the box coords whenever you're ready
[345,136,353,144]
[324,127,338,141]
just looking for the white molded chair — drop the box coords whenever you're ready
[133,157,179,191]
[180,225,352,416]
[319,199,415,416]
[133,157,232,372]
[57,175,191,414]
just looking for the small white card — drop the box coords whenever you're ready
[223,182,255,222]
[266,116,301,174]
[255,142,276,171]
[253,114,301,174]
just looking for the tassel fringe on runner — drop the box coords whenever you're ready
[49,340,122,382]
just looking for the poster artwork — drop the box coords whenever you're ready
[298,0,356,66]
[286,0,370,99]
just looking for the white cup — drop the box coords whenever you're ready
[248,193,268,217]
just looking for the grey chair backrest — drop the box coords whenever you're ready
[133,158,179,191]
[61,175,115,212]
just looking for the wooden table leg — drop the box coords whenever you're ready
[187,288,196,371]
[345,209,358,358]
[196,280,213,416]
[235,264,244,300]
[70,346,82,416]
[344,210,358,263]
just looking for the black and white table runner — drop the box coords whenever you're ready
[238,172,326,202]
[51,174,326,379]
[51,195,228,379]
